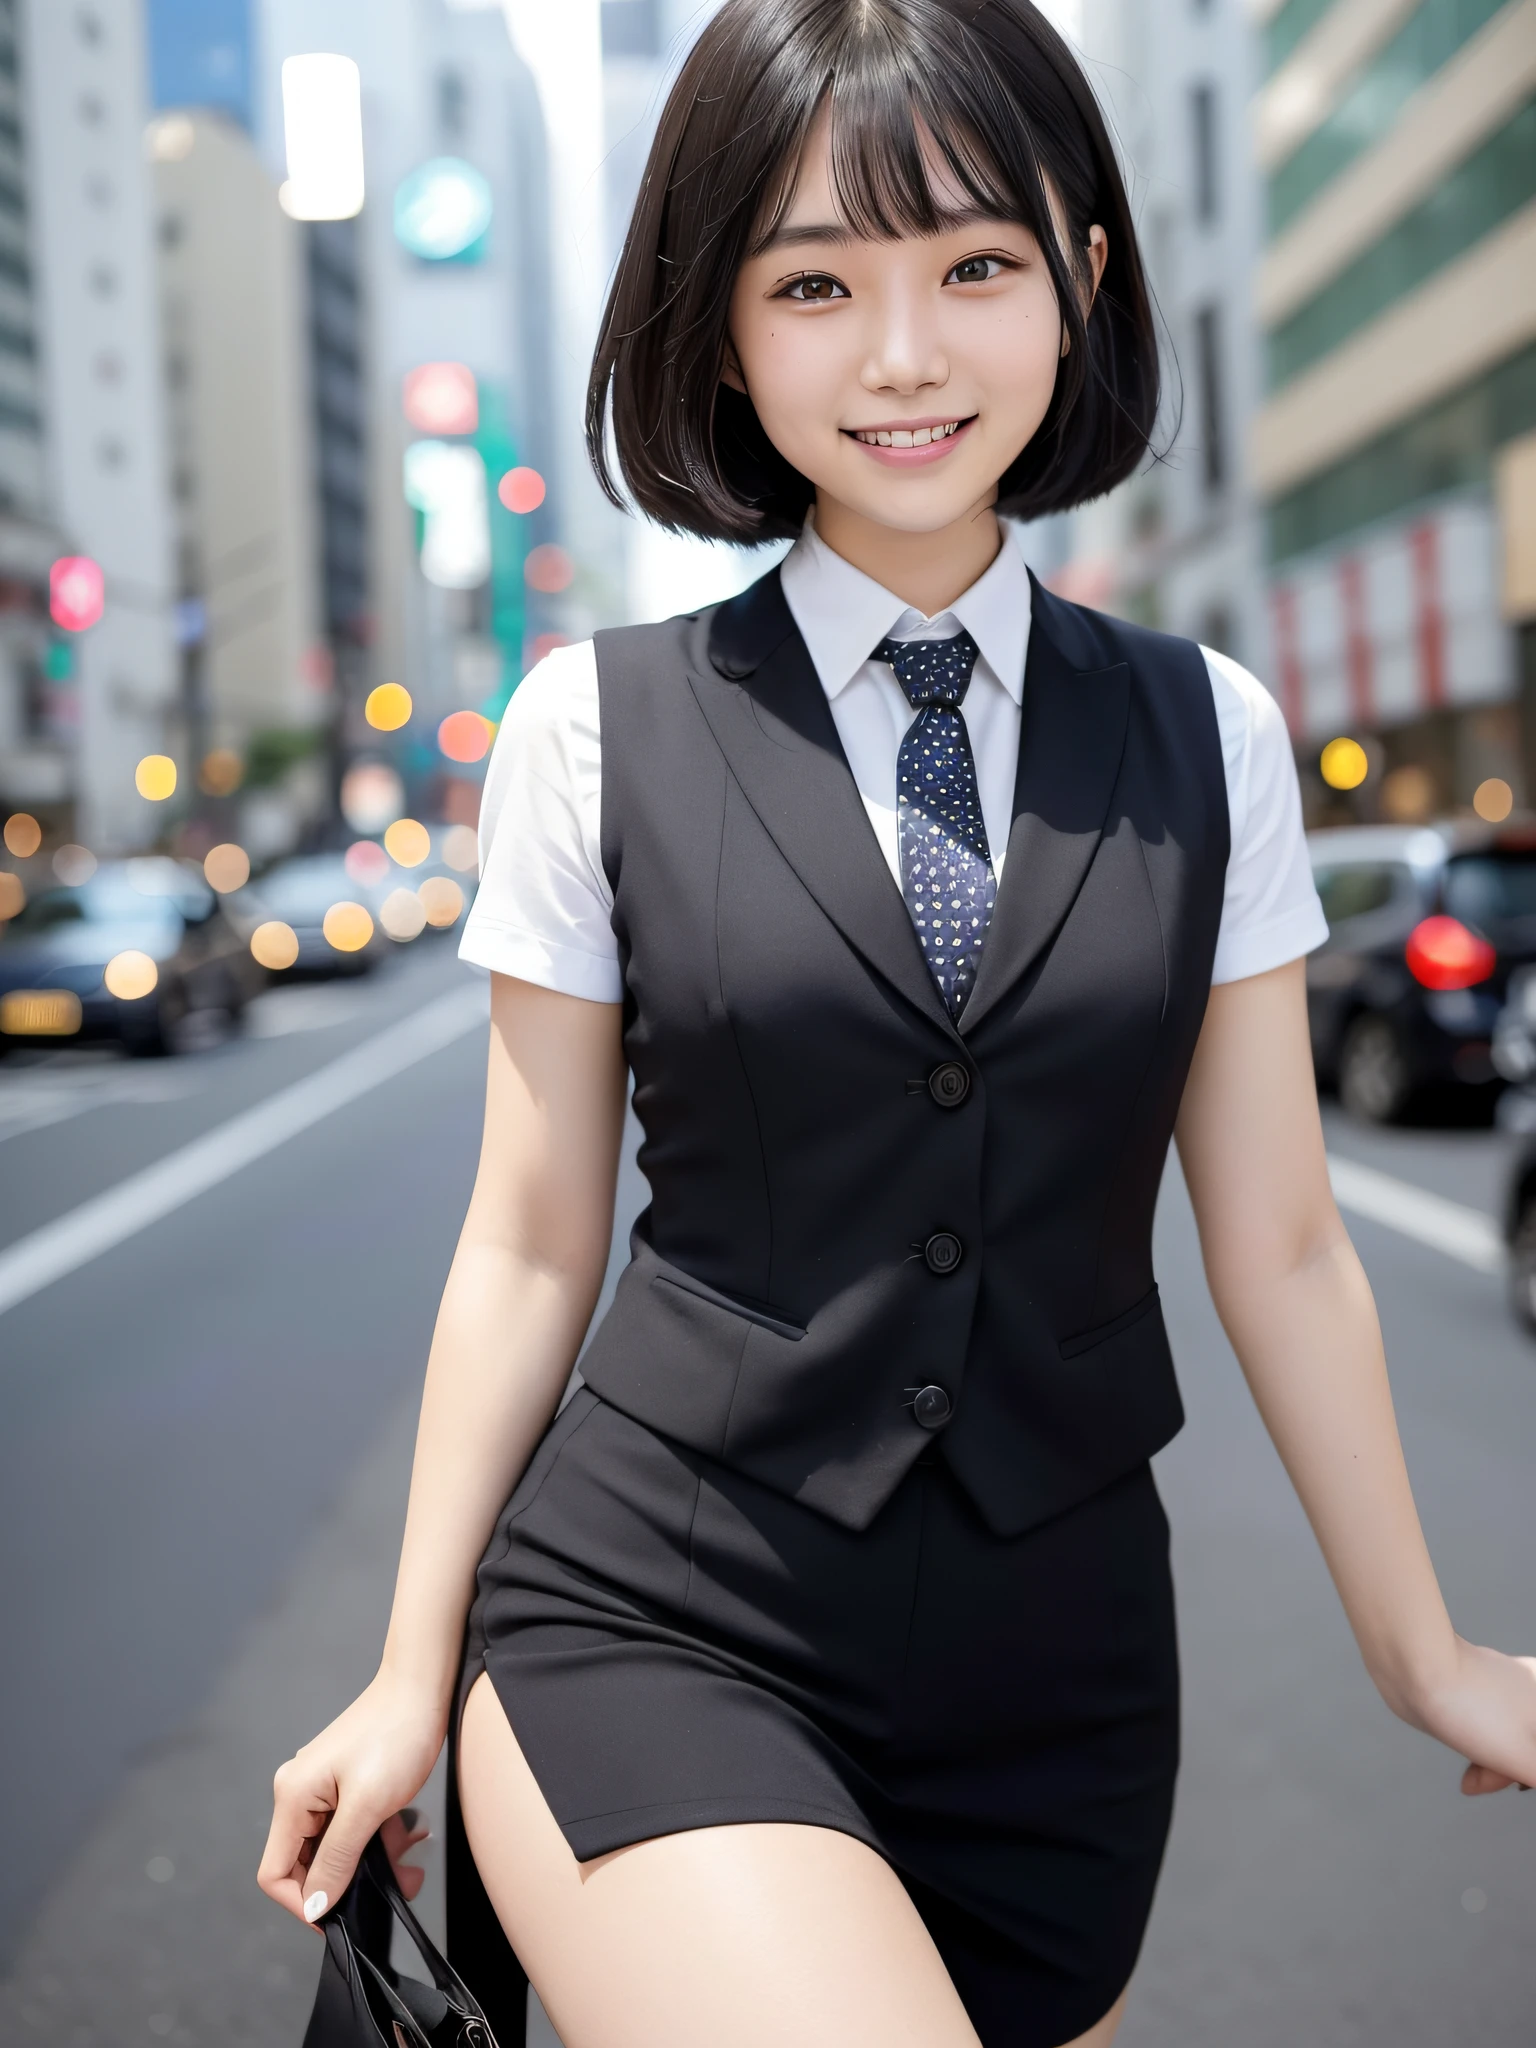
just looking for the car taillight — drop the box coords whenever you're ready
[1404,915,1496,991]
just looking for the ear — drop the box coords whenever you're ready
[720,336,748,396]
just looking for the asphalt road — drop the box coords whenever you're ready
[0,948,1531,2046]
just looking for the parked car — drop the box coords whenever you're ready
[0,857,265,1055]
[1306,821,1536,1122]
[1486,969,1536,1330]
[244,853,388,975]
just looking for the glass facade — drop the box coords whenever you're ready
[1267,340,1536,560]
[1265,0,1336,75]
[1268,97,1536,386]
[1268,0,1509,236]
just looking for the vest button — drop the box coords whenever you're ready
[927,1062,970,1108]
[924,1232,963,1275]
[912,1384,952,1431]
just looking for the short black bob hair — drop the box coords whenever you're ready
[588,0,1158,545]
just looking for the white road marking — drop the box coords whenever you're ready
[1328,1154,1505,1275]
[0,984,486,1319]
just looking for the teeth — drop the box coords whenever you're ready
[853,421,961,447]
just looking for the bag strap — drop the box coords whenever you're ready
[357,1835,497,2033]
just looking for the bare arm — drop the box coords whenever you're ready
[1176,960,1536,1793]
[260,973,626,1923]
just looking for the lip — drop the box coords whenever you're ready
[842,415,977,468]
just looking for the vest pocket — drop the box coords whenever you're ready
[652,1267,806,1342]
[1058,1284,1160,1360]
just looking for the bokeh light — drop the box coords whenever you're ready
[104,950,159,1000]
[53,843,96,886]
[498,466,546,514]
[251,921,300,970]
[323,900,374,952]
[49,554,105,631]
[1380,765,1436,823]
[279,54,364,221]
[438,710,493,763]
[4,812,41,857]
[1405,915,1496,991]
[442,824,479,874]
[199,748,244,797]
[394,159,492,262]
[0,873,24,919]
[380,887,427,942]
[418,875,465,928]
[203,843,251,893]
[340,762,405,835]
[524,543,574,594]
[1319,737,1368,791]
[135,754,178,801]
[384,817,431,867]
[365,682,413,731]
[402,362,478,436]
[344,839,390,886]
[1473,777,1514,823]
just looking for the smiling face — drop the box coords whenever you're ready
[726,110,1105,590]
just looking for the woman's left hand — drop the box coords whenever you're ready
[1411,1637,1536,1795]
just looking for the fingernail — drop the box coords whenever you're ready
[303,1891,329,1923]
[401,1807,421,1830]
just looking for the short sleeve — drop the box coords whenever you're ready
[1203,647,1329,985]
[457,641,623,1003]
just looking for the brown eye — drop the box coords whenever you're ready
[784,274,847,302]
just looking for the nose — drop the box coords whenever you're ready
[859,279,948,398]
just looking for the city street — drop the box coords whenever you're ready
[0,950,1532,2047]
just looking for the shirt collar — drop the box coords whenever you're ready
[778,513,1031,706]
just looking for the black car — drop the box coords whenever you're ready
[1306,822,1536,1122]
[0,857,265,1055]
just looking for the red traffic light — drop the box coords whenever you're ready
[1404,915,1495,991]
[50,555,105,632]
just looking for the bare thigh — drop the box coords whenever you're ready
[458,1672,1127,2048]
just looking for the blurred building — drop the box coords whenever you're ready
[1073,0,1266,670]
[19,0,178,854]
[0,0,68,832]
[257,0,570,827]
[148,108,327,854]
[1252,0,1536,820]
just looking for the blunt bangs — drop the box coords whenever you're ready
[589,0,1159,546]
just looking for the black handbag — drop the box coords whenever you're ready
[301,1832,500,2048]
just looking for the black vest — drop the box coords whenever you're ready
[578,567,1230,1537]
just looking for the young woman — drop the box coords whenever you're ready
[260,4,1536,2043]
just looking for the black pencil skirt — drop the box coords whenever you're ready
[462,1388,1179,2047]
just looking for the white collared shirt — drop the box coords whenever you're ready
[461,522,1326,1003]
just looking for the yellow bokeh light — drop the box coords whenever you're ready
[4,812,41,857]
[418,875,465,928]
[365,682,413,732]
[380,886,427,942]
[1319,737,1368,791]
[0,872,25,919]
[323,900,374,952]
[135,754,178,801]
[103,949,159,1000]
[251,920,300,970]
[383,817,431,867]
[199,747,244,796]
[203,842,251,893]
[442,823,479,873]
[1473,777,1514,823]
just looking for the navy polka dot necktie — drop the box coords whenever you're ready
[874,629,996,1018]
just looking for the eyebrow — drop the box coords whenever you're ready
[760,206,1008,253]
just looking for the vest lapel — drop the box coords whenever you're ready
[694,570,957,1037]
[958,582,1131,1038]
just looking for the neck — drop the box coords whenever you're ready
[812,491,1003,617]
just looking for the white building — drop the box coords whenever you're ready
[1066,0,1267,671]
[22,0,177,853]
[149,108,326,846]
